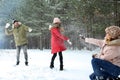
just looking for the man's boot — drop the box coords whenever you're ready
[16,61,20,65]
[25,62,28,66]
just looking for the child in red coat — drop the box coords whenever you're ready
[49,17,72,71]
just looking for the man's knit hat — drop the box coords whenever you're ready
[12,20,18,24]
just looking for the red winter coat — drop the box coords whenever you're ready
[50,27,68,54]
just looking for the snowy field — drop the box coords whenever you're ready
[0,49,98,80]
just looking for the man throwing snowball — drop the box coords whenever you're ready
[5,20,32,66]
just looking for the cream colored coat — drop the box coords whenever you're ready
[85,38,120,67]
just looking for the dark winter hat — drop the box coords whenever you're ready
[12,20,18,24]
[105,26,120,39]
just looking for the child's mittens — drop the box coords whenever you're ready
[67,40,72,45]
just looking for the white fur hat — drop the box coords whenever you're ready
[53,17,61,24]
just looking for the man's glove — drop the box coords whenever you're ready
[67,40,72,45]
[5,23,10,28]
[28,28,32,32]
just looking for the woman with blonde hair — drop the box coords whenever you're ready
[80,26,120,80]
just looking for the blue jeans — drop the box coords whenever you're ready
[90,58,120,79]
[16,44,28,63]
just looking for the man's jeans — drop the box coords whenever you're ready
[90,58,120,79]
[16,44,28,63]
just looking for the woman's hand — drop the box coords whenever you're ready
[92,54,97,58]
[79,34,85,40]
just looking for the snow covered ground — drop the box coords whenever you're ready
[0,49,98,80]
